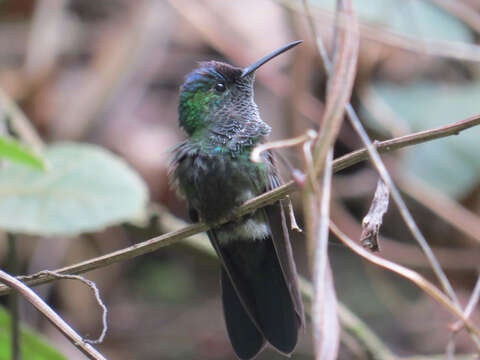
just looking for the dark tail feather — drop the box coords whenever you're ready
[221,269,265,359]
[217,236,299,356]
[249,237,299,354]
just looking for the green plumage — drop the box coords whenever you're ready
[170,42,304,360]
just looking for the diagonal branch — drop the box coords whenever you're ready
[0,270,106,359]
[303,0,359,358]
[0,114,476,296]
[308,17,463,311]
[329,221,480,342]
[311,0,359,174]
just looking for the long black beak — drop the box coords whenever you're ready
[240,40,303,78]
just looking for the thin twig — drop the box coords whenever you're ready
[7,233,20,360]
[0,115,477,295]
[363,86,480,246]
[346,100,461,304]
[398,175,480,245]
[332,114,480,172]
[250,130,316,163]
[451,275,480,333]
[30,271,108,344]
[303,134,318,194]
[329,221,480,343]
[306,5,480,346]
[6,221,210,295]
[0,88,44,151]
[446,274,480,354]
[332,201,480,271]
[309,0,359,175]
[0,270,106,360]
[305,1,357,357]
[310,15,462,311]
[311,149,339,359]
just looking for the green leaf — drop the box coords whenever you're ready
[0,137,46,170]
[0,142,149,235]
[0,306,66,360]
[367,82,480,198]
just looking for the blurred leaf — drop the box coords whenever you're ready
[312,0,472,42]
[0,306,66,360]
[0,136,46,170]
[0,142,148,235]
[368,82,480,197]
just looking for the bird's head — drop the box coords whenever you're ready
[178,41,302,137]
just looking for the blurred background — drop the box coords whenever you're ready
[1,0,480,359]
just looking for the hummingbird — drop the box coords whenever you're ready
[170,41,304,359]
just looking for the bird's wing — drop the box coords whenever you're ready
[264,151,305,328]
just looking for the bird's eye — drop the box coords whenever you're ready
[214,82,226,92]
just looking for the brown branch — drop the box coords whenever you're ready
[311,0,359,174]
[31,271,108,344]
[7,234,20,360]
[0,115,477,296]
[397,175,480,245]
[451,274,480,333]
[332,113,480,172]
[344,104,463,308]
[0,270,106,359]
[302,0,360,357]
[301,0,470,309]
[329,222,480,343]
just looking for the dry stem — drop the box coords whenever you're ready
[0,270,106,359]
[0,114,478,295]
